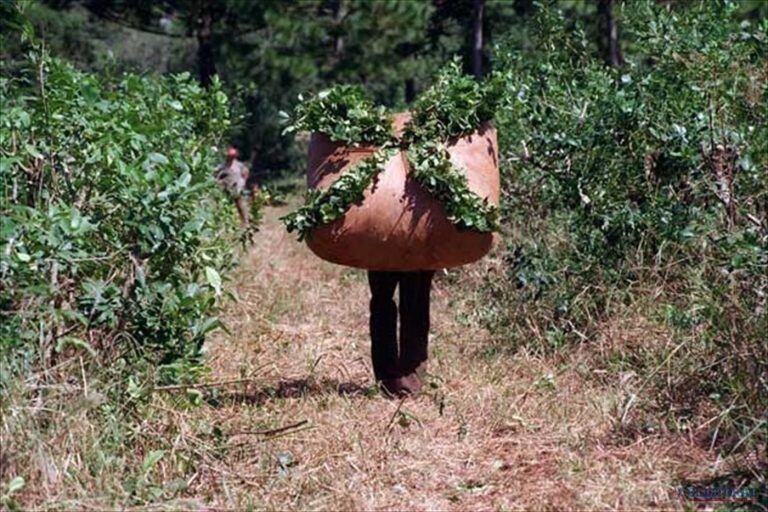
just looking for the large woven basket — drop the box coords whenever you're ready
[304,113,500,271]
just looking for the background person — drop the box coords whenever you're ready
[214,147,258,227]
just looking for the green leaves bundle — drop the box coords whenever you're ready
[283,85,394,146]
[407,142,499,232]
[403,58,503,144]
[283,148,398,240]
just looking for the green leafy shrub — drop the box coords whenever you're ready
[0,51,240,383]
[481,2,766,454]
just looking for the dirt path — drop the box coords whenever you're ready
[194,203,715,510]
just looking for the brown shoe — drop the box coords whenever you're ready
[395,372,423,396]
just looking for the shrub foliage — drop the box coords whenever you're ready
[483,2,767,451]
[0,52,239,382]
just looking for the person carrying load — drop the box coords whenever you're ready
[285,112,500,398]
[283,68,501,398]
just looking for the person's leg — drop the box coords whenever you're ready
[398,270,435,393]
[234,194,250,227]
[368,271,400,385]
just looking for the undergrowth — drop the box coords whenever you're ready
[476,1,767,463]
[0,18,246,506]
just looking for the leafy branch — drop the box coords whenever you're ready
[403,58,505,144]
[407,141,498,232]
[281,148,398,240]
[282,85,394,146]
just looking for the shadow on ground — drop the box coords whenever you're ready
[205,377,373,407]
[675,465,768,510]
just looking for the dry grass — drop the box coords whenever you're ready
[4,202,760,510]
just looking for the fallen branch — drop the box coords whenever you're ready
[153,377,258,392]
[385,396,407,432]
[745,212,765,230]
[231,420,310,438]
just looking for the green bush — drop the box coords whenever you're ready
[483,2,766,452]
[0,51,240,383]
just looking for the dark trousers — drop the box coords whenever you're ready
[368,270,435,381]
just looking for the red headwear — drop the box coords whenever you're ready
[226,147,238,161]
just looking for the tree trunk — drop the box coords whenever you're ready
[332,0,345,59]
[405,78,416,103]
[196,8,216,87]
[472,0,485,79]
[597,0,623,67]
